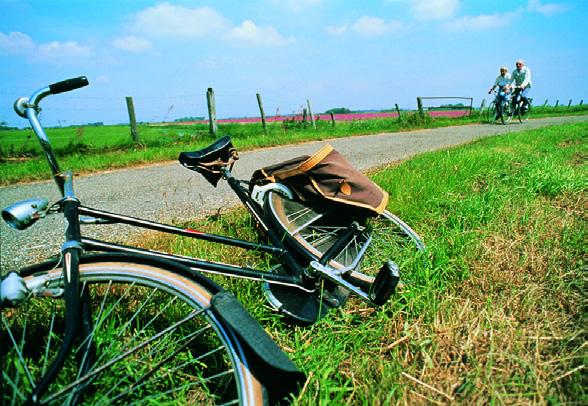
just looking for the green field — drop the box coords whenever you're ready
[137,122,586,404]
[1,105,586,185]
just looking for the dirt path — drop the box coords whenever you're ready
[1,116,586,271]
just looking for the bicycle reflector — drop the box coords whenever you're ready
[2,198,49,230]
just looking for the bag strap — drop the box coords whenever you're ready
[272,144,334,180]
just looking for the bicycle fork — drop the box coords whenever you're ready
[27,173,93,405]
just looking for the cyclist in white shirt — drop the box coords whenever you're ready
[510,59,532,110]
[488,66,512,104]
[488,66,511,94]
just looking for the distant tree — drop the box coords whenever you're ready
[174,116,205,122]
[0,121,17,130]
[440,103,465,108]
[324,107,351,114]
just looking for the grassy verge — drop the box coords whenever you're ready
[1,105,586,185]
[139,122,586,403]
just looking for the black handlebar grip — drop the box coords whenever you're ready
[49,76,89,95]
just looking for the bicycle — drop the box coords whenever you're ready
[511,86,532,123]
[1,77,426,405]
[486,88,512,125]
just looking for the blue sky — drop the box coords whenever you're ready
[1,0,586,127]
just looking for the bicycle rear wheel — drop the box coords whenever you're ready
[1,255,265,405]
[265,192,426,284]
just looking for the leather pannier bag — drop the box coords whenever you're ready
[251,144,388,217]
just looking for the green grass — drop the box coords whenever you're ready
[139,122,586,404]
[1,105,586,185]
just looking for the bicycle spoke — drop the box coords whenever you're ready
[2,316,34,389]
[104,331,222,403]
[129,325,213,388]
[42,308,205,404]
[3,370,26,403]
[41,312,57,377]
[130,369,236,406]
[85,286,173,373]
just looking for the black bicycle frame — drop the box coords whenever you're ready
[75,169,314,293]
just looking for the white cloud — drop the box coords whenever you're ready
[527,0,566,16]
[0,31,35,54]
[352,16,404,37]
[0,31,91,62]
[129,3,230,39]
[439,0,566,32]
[410,0,459,20]
[326,23,349,36]
[266,0,322,12]
[225,20,295,47]
[112,36,153,53]
[441,12,517,31]
[127,4,293,48]
[326,17,404,37]
[37,41,91,58]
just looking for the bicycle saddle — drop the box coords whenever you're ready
[179,136,239,186]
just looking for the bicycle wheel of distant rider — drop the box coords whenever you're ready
[265,191,427,285]
[1,254,265,405]
[500,100,512,124]
[518,100,531,123]
[485,102,497,123]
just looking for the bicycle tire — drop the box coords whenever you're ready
[1,255,266,405]
[500,100,512,124]
[486,102,497,123]
[518,99,531,122]
[264,192,427,284]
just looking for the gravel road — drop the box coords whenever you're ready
[1,116,586,271]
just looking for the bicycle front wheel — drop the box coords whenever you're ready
[265,192,427,283]
[485,102,497,123]
[1,255,265,405]
[500,100,512,124]
[518,100,531,122]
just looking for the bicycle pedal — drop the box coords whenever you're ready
[369,261,400,306]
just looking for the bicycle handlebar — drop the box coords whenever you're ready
[13,76,89,196]
[49,76,89,95]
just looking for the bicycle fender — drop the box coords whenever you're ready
[211,291,306,404]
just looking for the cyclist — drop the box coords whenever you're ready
[509,59,532,113]
[488,66,512,119]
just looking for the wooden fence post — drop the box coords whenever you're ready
[302,108,308,122]
[568,99,572,107]
[307,99,316,130]
[207,88,218,137]
[417,97,424,118]
[125,96,140,143]
[256,93,267,135]
[330,112,336,127]
[395,103,403,121]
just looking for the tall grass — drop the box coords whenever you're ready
[139,122,586,404]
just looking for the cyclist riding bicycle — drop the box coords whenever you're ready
[488,66,512,120]
[510,59,532,113]
[488,66,512,101]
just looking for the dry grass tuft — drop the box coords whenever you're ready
[396,195,585,404]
